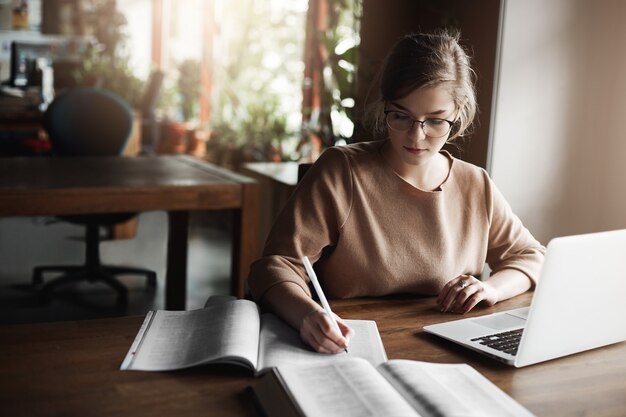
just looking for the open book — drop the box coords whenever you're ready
[120,298,387,374]
[251,357,536,417]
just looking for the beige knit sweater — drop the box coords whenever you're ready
[248,140,545,302]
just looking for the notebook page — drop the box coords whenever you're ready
[379,360,536,417]
[278,358,419,417]
[125,299,261,371]
[257,315,387,373]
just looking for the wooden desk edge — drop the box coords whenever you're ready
[179,155,259,184]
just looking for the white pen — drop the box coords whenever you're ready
[301,256,349,353]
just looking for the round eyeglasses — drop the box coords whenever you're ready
[384,110,454,138]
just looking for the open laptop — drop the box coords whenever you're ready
[423,229,626,367]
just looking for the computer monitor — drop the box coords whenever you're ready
[10,40,87,89]
[10,41,50,87]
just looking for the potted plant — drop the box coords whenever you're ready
[158,59,207,156]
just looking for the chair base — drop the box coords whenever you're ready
[34,264,157,306]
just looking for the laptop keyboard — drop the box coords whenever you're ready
[471,328,524,356]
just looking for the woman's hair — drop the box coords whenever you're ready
[364,30,477,141]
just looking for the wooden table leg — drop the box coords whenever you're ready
[230,182,260,298]
[166,210,189,310]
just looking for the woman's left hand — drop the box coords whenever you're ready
[437,274,499,314]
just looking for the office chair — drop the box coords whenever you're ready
[33,87,157,305]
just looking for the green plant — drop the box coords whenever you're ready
[74,44,145,108]
[83,0,128,58]
[72,1,146,108]
[209,99,288,167]
[308,0,362,145]
[177,59,201,122]
[210,0,304,163]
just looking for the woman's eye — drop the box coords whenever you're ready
[426,118,445,126]
[392,113,411,121]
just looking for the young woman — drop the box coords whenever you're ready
[247,31,545,354]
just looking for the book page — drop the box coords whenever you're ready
[378,360,536,417]
[257,315,387,373]
[277,358,420,417]
[124,299,261,371]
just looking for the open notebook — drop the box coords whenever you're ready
[120,298,387,374]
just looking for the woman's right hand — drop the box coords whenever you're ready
[300,308,354,353]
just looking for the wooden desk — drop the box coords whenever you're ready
[241,162,298,256]
[0,107,43,131]
[241,162,299,188]
[1,293,624,416]
[0,155,259,307]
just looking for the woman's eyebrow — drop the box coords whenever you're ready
[388,102,450,117]
[427,109,448,115]
[387,102,412,113]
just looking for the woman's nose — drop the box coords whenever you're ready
[408,121,427,140]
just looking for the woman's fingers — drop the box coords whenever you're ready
[301,309,352,353]
[451,284,482,313]
[437,275,487,313]
[460,290,485,313]
[438,275,473,311]
[336,316,355,342]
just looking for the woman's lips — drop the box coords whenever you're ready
[403,146,427,155]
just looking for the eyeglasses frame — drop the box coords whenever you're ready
[384,110,455,138]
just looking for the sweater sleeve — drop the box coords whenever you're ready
[484,174,546,286]
[247,147,353,303]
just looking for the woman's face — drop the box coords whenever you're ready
[385,85,456,167]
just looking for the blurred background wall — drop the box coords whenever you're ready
[490,0,626,243]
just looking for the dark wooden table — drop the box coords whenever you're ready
[0,155,259,308]
[1,292,624,416]
[241,162,298,257]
